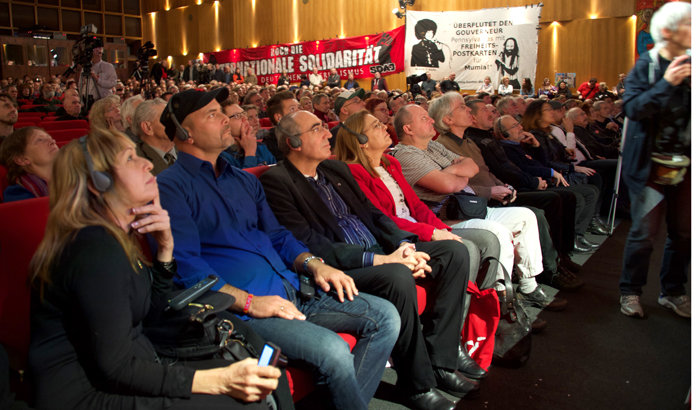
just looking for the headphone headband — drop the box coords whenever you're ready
[339,122,369,144]
[78,135,113,193]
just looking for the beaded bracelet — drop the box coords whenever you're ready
[243,293,254,315]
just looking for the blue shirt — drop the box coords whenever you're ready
[221,144,277,169]
[157,152,305,304]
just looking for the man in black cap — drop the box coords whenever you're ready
[156,88,401,410]
[328,88,365,148]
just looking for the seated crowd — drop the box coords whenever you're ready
[1,66,627,410]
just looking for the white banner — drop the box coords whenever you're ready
[405,4,542,91]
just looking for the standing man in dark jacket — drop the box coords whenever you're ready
[618,2,691,319]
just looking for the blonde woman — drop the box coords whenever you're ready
[28,128,286,409]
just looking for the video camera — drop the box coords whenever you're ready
[64,24,103,77]
[136,41,158,68]
[406,73,428,97]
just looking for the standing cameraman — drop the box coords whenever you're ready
[619,2,691,319]
[79,46,117,110]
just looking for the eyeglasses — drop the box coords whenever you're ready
[502,122,522,133]
[449,103,468,116]
[295,122,329,136]
[228,112,246,120]
[363,120,384,133]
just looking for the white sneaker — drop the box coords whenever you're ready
[658,294,691,318]
[620,295,644,318]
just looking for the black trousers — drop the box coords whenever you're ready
[580,159,618,216]
[549,184,599,235]
[513,190,575,255]
[347,240,469,393]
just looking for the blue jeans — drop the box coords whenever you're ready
[246,283,400,410]
[619,174,690,297]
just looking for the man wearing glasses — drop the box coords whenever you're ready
[329,88,366,148]
[158,88,401,410]
[220,100,276,168]
[260,110,481,410]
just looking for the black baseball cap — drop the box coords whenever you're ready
[160,88,229,141]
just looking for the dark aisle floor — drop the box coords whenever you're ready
[367,219,691,410]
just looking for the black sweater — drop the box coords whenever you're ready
[29,226,194,409]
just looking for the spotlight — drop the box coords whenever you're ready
[393,8,404,18]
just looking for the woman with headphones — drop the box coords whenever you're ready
[28,128,283,409]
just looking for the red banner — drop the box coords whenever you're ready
[205,26,405,86]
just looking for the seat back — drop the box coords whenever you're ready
[0,197,50,365]
[47,128,88,143]
[38,119,88,130]
[243,164,272,178]
[0,164,8,202]
[259,117,272,127]
[13,121,37,129]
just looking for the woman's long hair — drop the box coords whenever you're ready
[521,99,551,132]
[0,126,41,183]
[334,110,388,178]
[30,128,145,291]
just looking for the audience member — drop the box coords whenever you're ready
[440,73,460,93]
[475,76,494,94]
[312,93,334,124]
[577,77,600,100]
[309,67,323,88]
[221,100,276,168]
[497,77,513,96]
[261,109,480,409]
[0,93,18,145]
[344,72,359,89]
[327,68,341,88]
[120,94,145,140]
[131,98,176,175]
[54,90,86,121]
[260,91,299,160]
[392,104,568,309]
[537,78,556,99]
[88,94,125,133]
[28,127,287,409]
[371,72,389,91]
[157,88,400,410]
[432,93,583,290]
[329,88,366,147]
[0,127,57,202]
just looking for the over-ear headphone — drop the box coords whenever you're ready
[79,135,113,193]
[274,126,302,150]
[339,122,369,144]
[494,117,506,138]
[166,100,190,141]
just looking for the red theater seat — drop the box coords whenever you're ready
[0,165,8,201]
[13,121,38,129]
[38,119,88,130]
[48,128,88,142]
[327,121,339,129]
[259,117,272,127]
[0,197,50,387]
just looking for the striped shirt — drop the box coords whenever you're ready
[307,171,380,267]
[391,140,475,211]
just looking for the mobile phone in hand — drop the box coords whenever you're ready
[258,343,281,367]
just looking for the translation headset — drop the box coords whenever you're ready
[78,135,113,193]
[166,99,190,141]
[339,122,369,144]
[494,117,506,138]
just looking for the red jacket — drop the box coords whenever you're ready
[347,154,451,241]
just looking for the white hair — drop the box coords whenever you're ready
[649,2,691,51]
